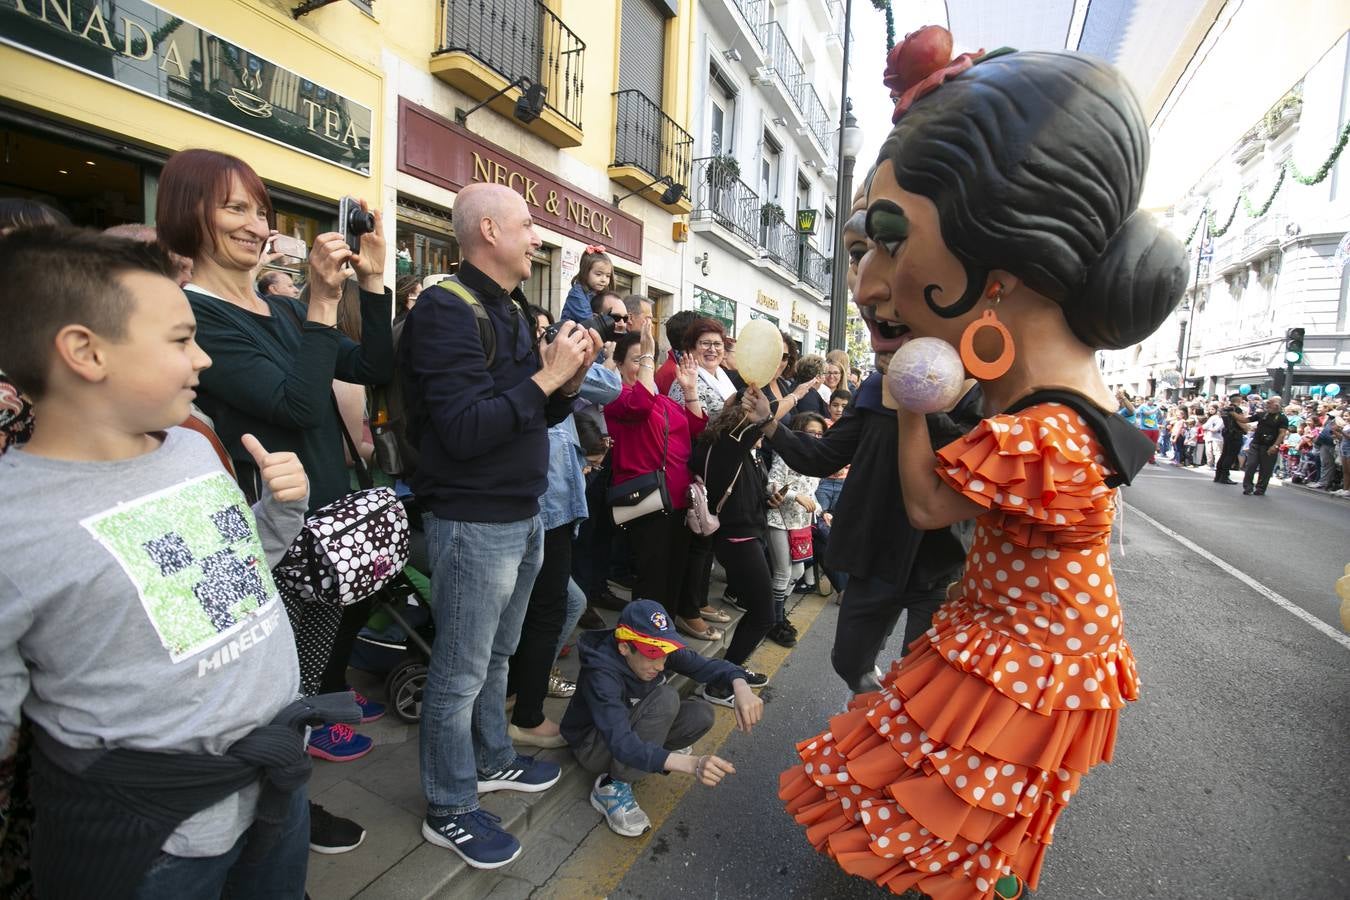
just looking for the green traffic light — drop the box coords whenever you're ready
[1284,350,1302,364]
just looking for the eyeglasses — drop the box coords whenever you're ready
[697,340,724,350]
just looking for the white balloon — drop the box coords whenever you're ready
[885,337,966,413]
[736,319,784,388]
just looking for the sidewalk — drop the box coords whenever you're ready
[304,575,818,899]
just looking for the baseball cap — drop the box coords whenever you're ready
[615,599,685,659]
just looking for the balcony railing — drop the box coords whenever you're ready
[799,242,829,294]
[613,89,694,191]
[734,0,769,35]
[438,0,585,130]
[691,156,761,245]
[760,215,798,271]
[760,19,835,157]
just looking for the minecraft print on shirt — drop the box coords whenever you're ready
[81,471,281,664]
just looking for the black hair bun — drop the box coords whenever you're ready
[1068,212,1189,350]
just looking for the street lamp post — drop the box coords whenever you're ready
[829,102,864,349]
[829,0,862,351]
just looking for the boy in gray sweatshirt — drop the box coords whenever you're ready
[0,228,315,898]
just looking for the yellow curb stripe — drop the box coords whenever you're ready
[535,591,834,899]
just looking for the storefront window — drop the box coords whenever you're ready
[749,309,779,328]
[396,200,460,282]
[523,249,554,313]
[694,285,736,334]
[612,269,635,297]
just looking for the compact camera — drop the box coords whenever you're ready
[338,196,375,253]
[264,234,307,262]
[543,312,618,344]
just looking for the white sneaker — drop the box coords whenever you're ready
[589,775,651,837]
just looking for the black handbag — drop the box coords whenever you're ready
[608,406,672,525]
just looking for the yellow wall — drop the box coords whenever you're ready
[0,0,384,204]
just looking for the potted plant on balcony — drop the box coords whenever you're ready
[705,154,740,191]
[760,201,785,227]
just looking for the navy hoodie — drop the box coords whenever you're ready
[400,261,574,522]
[560,629,747,774]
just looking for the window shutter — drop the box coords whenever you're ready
[619,0,666,102]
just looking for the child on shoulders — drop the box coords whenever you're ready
[561,246,614,324]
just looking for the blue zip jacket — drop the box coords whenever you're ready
[560,629,746,774]
[400,261,574,522]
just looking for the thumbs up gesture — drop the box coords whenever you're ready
[241,434,308,504]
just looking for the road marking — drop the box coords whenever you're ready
[536,590,834,899]
[1125,502,1350,652]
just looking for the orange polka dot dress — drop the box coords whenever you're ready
[779,402,1138,899]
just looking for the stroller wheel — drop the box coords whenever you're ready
[388,663,428,724]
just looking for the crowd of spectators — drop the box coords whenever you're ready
[0,162,869,890]
[1114,388,1348,495]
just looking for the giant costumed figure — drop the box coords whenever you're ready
[778,29,1188,900]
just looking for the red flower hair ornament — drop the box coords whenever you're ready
[884,25,996,124]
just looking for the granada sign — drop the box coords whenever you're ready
[1,0,373,174]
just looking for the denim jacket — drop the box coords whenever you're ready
[539,363,622,531]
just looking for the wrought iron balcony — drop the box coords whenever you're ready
[760,19,835,158]
[799,242,830,295]
[760,213,798,272]
[691,156,761,246]
[434,0,585,143]
[612,90,694,203]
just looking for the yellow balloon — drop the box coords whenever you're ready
[736,319,784,388]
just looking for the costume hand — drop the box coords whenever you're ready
[348,201,386,291]
[694,753,735,787]
[732,681,763,733]
[308,232,354,304]
[241,434,308,503]
[741,385,772,422]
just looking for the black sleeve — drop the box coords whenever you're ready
[767,408,860,476]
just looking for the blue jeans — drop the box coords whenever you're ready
[815,478,844,513]
[555,577,585,661]
[134,784,309,900]
[420,514,543,816]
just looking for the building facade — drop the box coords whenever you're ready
[1101,19,1350,399]
[0,0,383,254]
[1,0,703,320]
[685,0,848,357]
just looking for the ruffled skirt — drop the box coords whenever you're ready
[779,633,1131,899]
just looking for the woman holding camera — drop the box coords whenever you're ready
[157,149,394,849]
[604,327,721,638]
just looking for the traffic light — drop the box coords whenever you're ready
[1284,327,1305,365]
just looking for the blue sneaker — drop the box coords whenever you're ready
[421,808,520,869]
[306,723,373,762]
[590,774,651,837]
[477,753,561,794]
[345,686,386,723]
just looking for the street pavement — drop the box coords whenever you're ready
[596,467,1350,900]
[308,462,1349,898]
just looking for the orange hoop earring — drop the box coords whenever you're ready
[959,285,1016,380]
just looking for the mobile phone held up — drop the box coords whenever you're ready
[338,196,375,254]
[265,234,307,262]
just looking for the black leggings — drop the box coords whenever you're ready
[508,524,573,728]
[318,595,375,695]
[626,511,703,620]
[713,535,774,667]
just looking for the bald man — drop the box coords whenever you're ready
[401,183,600,867]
